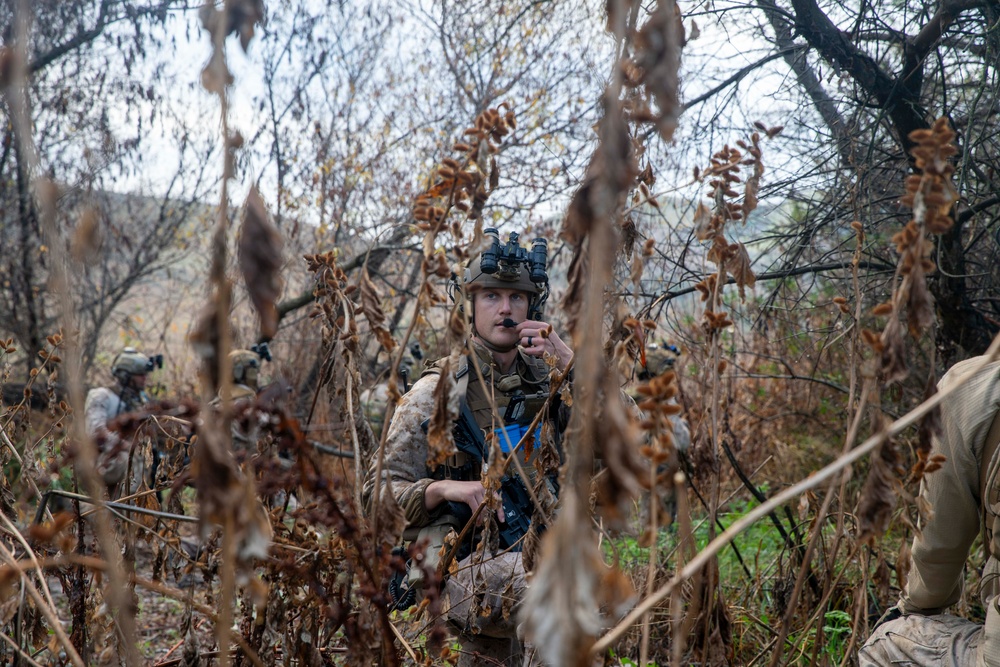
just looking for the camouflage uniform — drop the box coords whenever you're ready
[84,383,148,487]
[211,349,264,449]
[631,343,690,453]
[364,339,558,666]
[84,347,159,489]
[860,356,1000,667]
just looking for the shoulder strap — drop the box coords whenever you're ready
[420,354,472,402]
[981,406,1000,501]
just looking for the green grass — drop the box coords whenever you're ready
[602,495,862,665]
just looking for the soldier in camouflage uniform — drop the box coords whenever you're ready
[210,348,264,407]
[860,356,1000,666]
[84,346,161,492]
[364,229,572,667]
[210,347,269,449]
[633,342,690,454]
[361,344,422,439]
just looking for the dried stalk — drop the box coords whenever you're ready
[3,2,140,663]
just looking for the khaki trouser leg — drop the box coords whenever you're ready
[859,614,981,666]
[445,550,542,666]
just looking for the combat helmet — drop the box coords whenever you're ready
[111,347,162,385]
[230,350,261,390]
[451,228,550,320]
[639,343,681,380]
[229,342,271,390]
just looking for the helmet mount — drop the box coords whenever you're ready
[111,347,162,385]
[451,228,550,323]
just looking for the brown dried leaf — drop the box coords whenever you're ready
[857,427,902,545]
[238,187,284,339]
[723,242,756,301]
[593,377,646,521]
[915,375,941,469]
[634,0,684,141]
[693,201,713,240]
[879,318,908,384]
[896,540,912,593]
[358,264,397,354]
[906,261,935,339]
[27,512,74,544]
[71,206,102,263]
[426,357,459,468]
[200,47,233,94]
[188,299,224,390]
[562,93,636,247]
[743,174,759,219]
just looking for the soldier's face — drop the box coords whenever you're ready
[473,288,530,347]
[130,373,148,390]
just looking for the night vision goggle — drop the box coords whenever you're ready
[481,228,548,284]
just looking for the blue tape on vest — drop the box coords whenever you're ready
[494,423,542,453]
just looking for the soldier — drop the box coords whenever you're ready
[83,346,162,492]
[211,346,267,407]
[361,342,423,438]
[210,344,271,448]
[364,229,572,666]
[634,341,690,454]
[860,355,1000,666]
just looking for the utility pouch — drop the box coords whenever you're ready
[390,513,467,611]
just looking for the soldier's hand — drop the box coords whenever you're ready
[516,320,573,371]
[425,479,505,523]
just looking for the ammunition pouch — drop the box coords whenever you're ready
[392,509,470,611]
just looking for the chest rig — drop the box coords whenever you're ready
[982,410,1000,601]
[424,347,551,482]
[115,387,149,415]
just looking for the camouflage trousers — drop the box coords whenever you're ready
[859,614,982,666]
[444,550,542,667]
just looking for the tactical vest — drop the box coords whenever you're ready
[423,345,553,482]
[120,387,149,413]
[982,410,1000,601]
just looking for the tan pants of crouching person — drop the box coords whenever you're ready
[444,550,541,667]
[859,614,983,666]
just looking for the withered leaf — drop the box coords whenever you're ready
[879,317,909,384]
[723,242,756,301]
[634,0,683,142]
[358,263,397,354]
[188,298,224,390]
[906,261,935,339]
[916,374,940,459]
[743,174,759,219]
[426,357,459,468]
[522,492,634,666]
[857,427,903,545]
[238,187,284,339]
[693,201,713,240]
[71,206,102,264]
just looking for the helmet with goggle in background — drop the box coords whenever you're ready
[452,228,550,320]
[111,347,163,384]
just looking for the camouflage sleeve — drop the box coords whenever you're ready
[363,374,441,528]
[83,388,116,442]
[900,357,1000,614]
